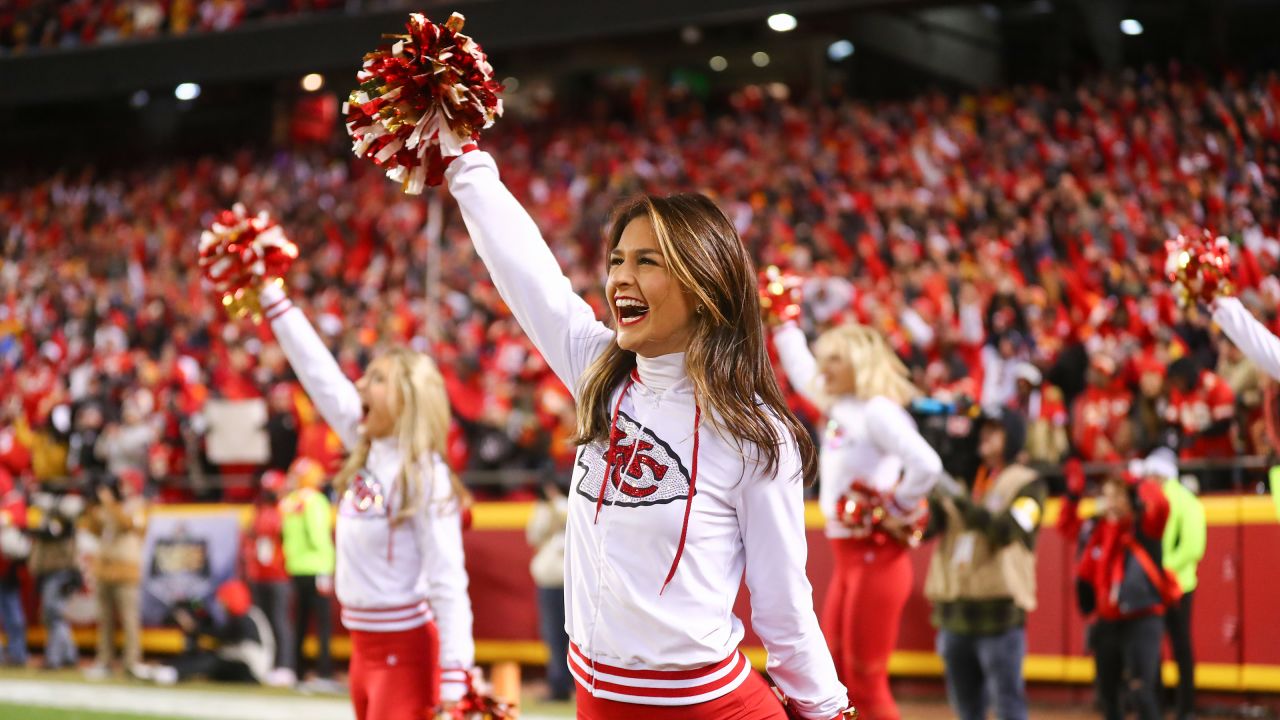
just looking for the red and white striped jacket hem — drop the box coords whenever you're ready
[567,642,753,706]
[340,600,433,632]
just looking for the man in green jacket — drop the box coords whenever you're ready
[280,458,335,690]
[1145,448,1205,720]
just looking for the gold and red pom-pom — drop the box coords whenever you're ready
[440,669,517,719]
[198,204,297,321]
[345,12,503,195]
[759,265,803,324]
[1165,229,1233,306]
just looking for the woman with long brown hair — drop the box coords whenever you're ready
[771,319,944,720]
[445,147,853,720]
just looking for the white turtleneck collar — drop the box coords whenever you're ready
[635,352,687,393]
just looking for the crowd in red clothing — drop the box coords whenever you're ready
[0,0,350,53]
[1,65,1278,501]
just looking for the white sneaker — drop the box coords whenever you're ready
[128,664,154,681]
[299,677,344,695]
[152,666,179,686]
[83,664,110,681]
[265,667,297,688]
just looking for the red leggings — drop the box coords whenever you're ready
[349,623,440,720]
[821,537,913,720]
[575,668,787,720]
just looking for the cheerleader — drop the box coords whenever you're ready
[1212,296,1280,381]
[771,321,944,720]
[255,282,474,720]
[445,148,853,720]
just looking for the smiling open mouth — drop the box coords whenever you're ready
[616,297,650,326]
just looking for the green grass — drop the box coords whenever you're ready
[0,703,156,720]
[0,700,576,720]
[0,667,577,718]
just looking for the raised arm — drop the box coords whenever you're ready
[772,321,821,406]
[1213,296,1280,382]
[737,434,848,720]
[862,396,945,511]
[417,457,474,703]
[444,151,613,395]
[260,283,362,450]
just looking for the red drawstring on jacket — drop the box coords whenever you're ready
[592,371,701,595]
[660,404,699,596]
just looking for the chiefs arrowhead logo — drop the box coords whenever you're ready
[340,469,386,517]
[576,410,691,508]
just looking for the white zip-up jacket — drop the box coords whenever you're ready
[446,150,847,719]
[773,322,943,539]
[262,283,475,701]
[1213,296,1280,382]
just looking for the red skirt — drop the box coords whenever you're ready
[348,623,440,720]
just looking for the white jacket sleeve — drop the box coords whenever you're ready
[863,396,944,511]
[419,456,475,702]
[736,435,848,720]
[445,151,614,396]
[1213,296,1280,382]
[261,283,362,451]
[773,322,821,406]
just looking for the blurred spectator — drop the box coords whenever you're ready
[1148,450,1206,720]
[82,470,149,679]
[1008,362,1068,464]
[1164,357,1236,489]
[0,469,30,667]
[93,390,159,476]
[1070,355,1133,462]
[28,488,84,670]
[1060,467,1174,720]
[241,469,295,686]
[526,481,570,701]
[264,384,299,472]
[279,457,334,688]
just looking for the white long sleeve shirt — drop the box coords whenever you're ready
[446,151,847,719]
[263,284,475,701]
[1213,296,1280,382]
[773,322,943,538]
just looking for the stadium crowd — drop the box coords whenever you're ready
[0,65,1278,511]
[0,0,378,53]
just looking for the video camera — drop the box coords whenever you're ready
[908,395,983,485]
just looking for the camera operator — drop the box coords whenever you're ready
[149,579,275,686]
[924,409,1045,720]
[29,485,85,670]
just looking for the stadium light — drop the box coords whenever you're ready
[174,83,201,101]
[752,51,771,68]
[767,13,797,32]
[681,25,702,44]
[301,73,324,92]
[709,55,728,72]
[828,39,855,61]
[1120,18,1143,35]
[129,90,150,108]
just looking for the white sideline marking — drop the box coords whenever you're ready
[0,679,560,719]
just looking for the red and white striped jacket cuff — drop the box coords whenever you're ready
[440,666,471,702]
[567,643,751,706]
[262,296,292,322]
